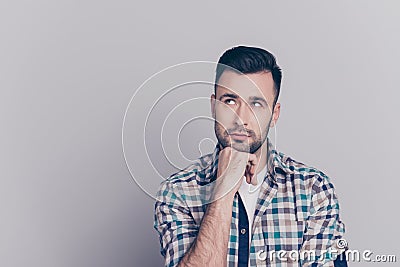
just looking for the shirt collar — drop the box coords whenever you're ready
[267,139,295,181]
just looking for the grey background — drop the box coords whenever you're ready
[1,1,399,266]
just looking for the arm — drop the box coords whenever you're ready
[299,173,346,267]
[178,194,234,267]
[154,179,235,267]
[154,147,257,267]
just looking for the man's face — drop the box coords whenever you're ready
[211,70,280,153]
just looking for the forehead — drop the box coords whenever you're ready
[216,70,275,101]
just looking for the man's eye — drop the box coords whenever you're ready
[253,101,263,107]
[224,99,236,105]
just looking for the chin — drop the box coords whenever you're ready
[229,141,252,153]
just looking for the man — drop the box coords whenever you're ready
[154,46,347,266]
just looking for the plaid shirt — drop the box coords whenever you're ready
[154,140,346,266]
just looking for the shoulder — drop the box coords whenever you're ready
[166,151,214,185]
[156,151,215,200]
[276,150,335,191]
[276,151,341,215]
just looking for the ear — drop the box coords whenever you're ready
[210,94,216,119]
[270,102,281,128]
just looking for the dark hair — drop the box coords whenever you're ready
[215,46,282,105]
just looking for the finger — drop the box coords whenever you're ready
[244,165,250,183]
[248,165,258,186]
[247,157,257,177]
[250,161,257,175]
[245,165,256,185]
[245,165,250,183]
[248,155,259,185]
[247,153,258,166]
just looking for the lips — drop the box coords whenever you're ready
[229,132,251,141]
[230,132,250,137]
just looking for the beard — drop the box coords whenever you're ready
[214,120,270,154]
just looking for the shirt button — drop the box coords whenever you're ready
[240,228,246,235]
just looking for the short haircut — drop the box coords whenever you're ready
[215,46,282,105]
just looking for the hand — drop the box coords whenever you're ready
[244,154,258,186]
[212,147,258,201]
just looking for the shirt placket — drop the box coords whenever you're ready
[251,176,278,266]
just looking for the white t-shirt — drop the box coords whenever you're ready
[238,163,268,253]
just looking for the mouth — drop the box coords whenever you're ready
[229,132,251,141]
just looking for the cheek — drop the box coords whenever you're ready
[215,105,237,123]
[251,112,271,131]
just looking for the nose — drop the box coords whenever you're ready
[234,101,253,127]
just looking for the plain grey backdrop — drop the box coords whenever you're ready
[1,1,399,266]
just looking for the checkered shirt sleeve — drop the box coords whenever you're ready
[299,172,346,266]
[154,180,199,267]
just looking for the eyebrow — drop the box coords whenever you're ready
[219,93,269,106]
[219,93,238,101]
[249,96,268,106]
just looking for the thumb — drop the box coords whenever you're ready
[245,164,258,185]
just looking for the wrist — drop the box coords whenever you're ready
[206,193,235,218]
